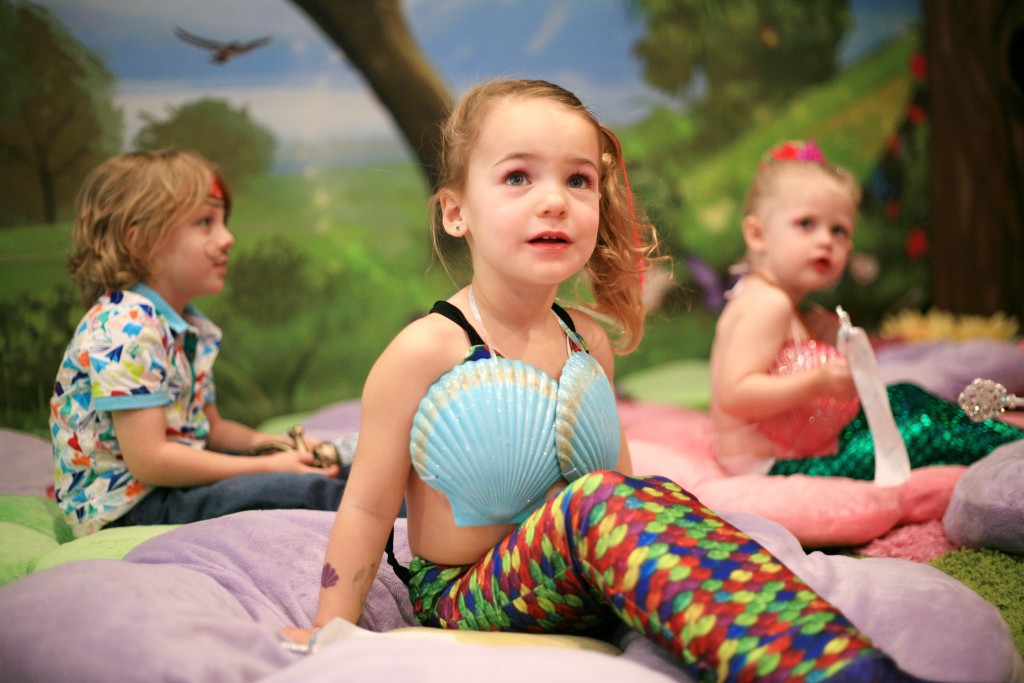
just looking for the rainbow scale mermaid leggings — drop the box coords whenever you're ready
[408,472,923,682]
[770,383,1024,479]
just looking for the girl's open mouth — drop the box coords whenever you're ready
[529,234,568,244]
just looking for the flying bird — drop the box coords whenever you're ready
[174,27,272,64]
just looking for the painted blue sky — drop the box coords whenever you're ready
[36,0,920,149]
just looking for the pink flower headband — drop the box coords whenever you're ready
[764,140,828,164]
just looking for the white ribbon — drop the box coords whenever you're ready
[836,306,911,487]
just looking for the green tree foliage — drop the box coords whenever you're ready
[621,31,921,327]
[0,285,78,435]
[209,233,419,426]
[133,98,277,186]
[0,0,123,225]
[632,0,850,152]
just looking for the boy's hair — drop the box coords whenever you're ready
[743,140,861,217]
[69,149,231,307]
[428,78,659,353]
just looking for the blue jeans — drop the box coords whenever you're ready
[110,471,348,527]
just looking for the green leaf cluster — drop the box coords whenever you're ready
[632,0,850,151]
[133,98,276,187]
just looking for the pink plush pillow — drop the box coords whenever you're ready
[895,465,964,525]
[625,403,965,548]
[625,419,905,547]
[628,439,725,490]
[692,474,903,548]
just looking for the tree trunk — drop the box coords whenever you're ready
[38,161,55,224]
[926,0,1024,319]
[290,0,453,190]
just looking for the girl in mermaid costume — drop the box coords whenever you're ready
[284,82,938,681]
[709,140,1022,480]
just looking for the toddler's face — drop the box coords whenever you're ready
[757,167,856,294]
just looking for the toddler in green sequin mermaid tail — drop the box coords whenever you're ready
[709,140,1023,478]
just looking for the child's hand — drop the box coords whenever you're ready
[264,448,342,477]
[280,626,316,645]
[818,358,857,400]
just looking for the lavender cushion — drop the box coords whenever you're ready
[0,429,52,496]
[876,339,1024,403]
[0,508,1020,682]
[944,440,1024,553]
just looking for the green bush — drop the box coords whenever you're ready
[206,233,434,427]
[0,285,78,436]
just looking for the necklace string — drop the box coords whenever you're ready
[467,284,497,358]
[467,284,572,359]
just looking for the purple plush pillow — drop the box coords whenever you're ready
[877,339,1024,402]
[943,440,1024,552]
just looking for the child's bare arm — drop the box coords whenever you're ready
[202,404,303,452]
[722,358,856,420]
[306,327,433,630]
[112,407,335,486]
[713,286,854,420]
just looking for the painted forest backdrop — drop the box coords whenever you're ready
[2,0,1022,435]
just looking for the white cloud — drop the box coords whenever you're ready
[526,5,571,55]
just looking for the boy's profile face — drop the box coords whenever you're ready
[143,196,234,313]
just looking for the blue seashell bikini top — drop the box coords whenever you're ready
[410,301,621,527]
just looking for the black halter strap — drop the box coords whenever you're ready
[430,300,486,346]
[430,299,577,347]
[385,529,412,586]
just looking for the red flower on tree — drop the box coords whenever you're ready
[886,199,902,220]
[910,53,927,82]
[906,227,929,260]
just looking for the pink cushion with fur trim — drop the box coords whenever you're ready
[624,406,964,548]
